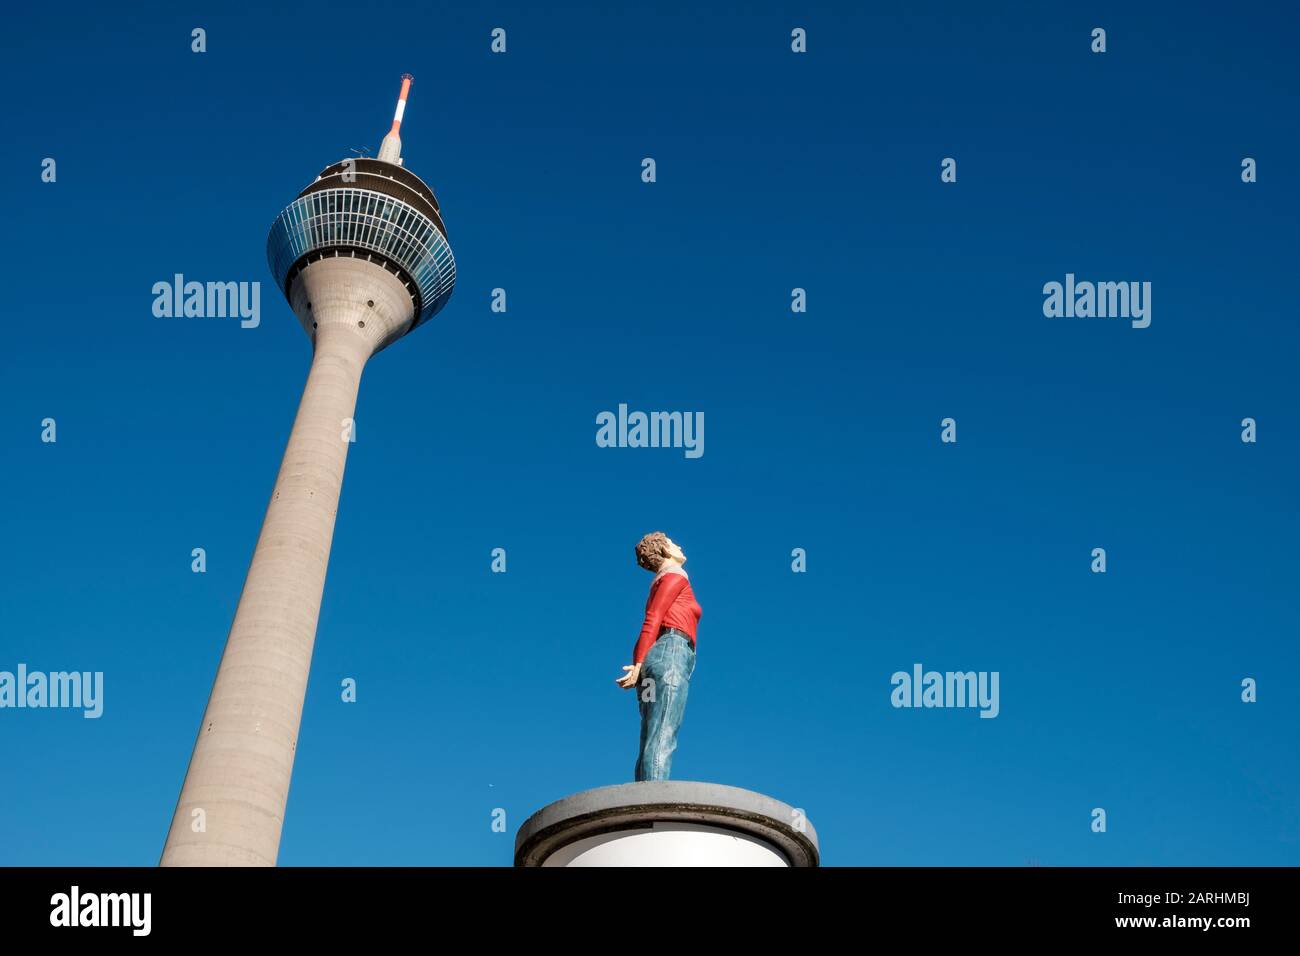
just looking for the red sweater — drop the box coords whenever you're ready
[632,570,702,665]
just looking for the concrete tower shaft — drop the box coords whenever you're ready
[162,78,451,866]
[161,268,410,865]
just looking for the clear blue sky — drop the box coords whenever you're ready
[1,0,1297,866]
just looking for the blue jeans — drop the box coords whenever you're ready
[634,633,696,781]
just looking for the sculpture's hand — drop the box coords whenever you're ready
[615,662,642,689]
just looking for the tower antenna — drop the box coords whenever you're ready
[377,73,414,165]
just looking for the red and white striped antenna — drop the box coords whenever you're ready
[377,74,414,166]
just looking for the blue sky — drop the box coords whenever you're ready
[1,0,1297,866]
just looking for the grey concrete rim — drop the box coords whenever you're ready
[514,781,819,867]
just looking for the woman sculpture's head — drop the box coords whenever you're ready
[635,531,686,572]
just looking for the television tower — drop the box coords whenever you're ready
[161,76,455,866]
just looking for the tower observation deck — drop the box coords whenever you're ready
[266,155,456,349]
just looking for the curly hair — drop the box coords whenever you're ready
[634,531,673,572]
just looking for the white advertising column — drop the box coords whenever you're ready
[515,781,820,868]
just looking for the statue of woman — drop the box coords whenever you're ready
[615,532,702,781]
